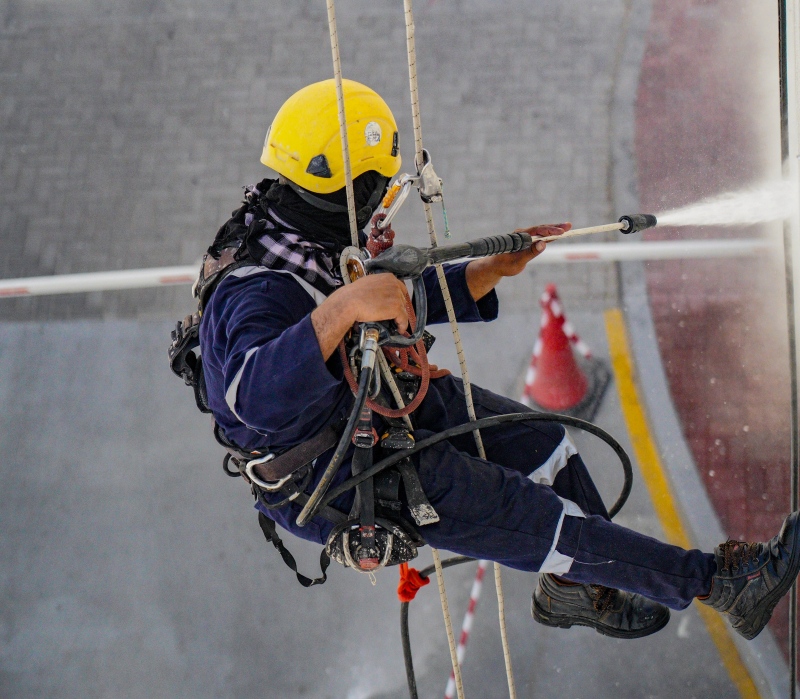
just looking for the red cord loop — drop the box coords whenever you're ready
[339,288,450,418]
[397,562,430,602]
[367,214,396,256]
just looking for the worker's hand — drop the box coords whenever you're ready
[465,223,571,301]
[341,273,410,330]
[311,273,410,361]
[492,223,572,276]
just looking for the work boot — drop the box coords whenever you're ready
[531,573,670,639]
[701,511,800,640]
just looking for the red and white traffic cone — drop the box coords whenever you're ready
[521,284,610,420]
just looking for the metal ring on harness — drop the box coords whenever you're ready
[245,453,294,492]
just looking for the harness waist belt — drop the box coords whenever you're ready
[247,423,342,484]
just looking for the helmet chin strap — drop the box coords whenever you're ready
[282,177,350,213]
[282,176,389,228]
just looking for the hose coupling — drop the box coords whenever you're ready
[359,326,381,371]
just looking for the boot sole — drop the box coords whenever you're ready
[531,595,670,639]
[736,512,800,640]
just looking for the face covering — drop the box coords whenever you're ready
[263,171,390,250]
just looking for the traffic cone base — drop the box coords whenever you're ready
[520,284,611,422]
[523,356,611,422]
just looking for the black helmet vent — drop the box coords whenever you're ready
[306,154,333,178]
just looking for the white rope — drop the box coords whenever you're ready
[377,352,414,431]
[402,2,516,697]
[338,251,414,431]
[325,0,359,247]
[432,548,465,699]
[494,565,516,699]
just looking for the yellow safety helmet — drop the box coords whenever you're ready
[261,79,401,194]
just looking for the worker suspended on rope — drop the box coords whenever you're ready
[176,79,800,642]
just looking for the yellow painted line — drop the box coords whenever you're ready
[604,308,760,699]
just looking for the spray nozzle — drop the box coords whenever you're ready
[618,213,657,234]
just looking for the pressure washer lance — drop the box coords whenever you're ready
[296,215,656,528]
[365,214,657,278]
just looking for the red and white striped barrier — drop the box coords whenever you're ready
[0,265,197,298]
[0,239,775,298]
[0,239,772,300]
[541,238,771,262]
[444,560,488,699]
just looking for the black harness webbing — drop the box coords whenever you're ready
[258,512,330,588]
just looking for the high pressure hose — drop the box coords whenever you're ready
[401,556,475,699]
[296,362,374,528]
[320,411,634,519]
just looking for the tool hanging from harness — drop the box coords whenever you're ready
[167,179,434,584]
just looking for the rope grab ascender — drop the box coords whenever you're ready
[166,0,659,696]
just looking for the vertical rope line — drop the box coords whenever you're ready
[403,0,485,456]
[402,2,515,698]
[779,1,799,694]
[493,565,517,699]
[432,548,465,699]
[403,0,424,164]
[325,0,359,247]
[377,353,414,430]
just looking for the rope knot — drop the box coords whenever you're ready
[397,562,430,602]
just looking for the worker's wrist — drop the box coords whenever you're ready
[466,258,504,300]
[325,284,359,327]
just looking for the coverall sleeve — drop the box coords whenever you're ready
[219,274,347,437]
[423,262,499,324]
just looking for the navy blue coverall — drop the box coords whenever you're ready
[200,262,715,609]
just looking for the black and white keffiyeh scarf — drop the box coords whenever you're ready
[244,205,344,297]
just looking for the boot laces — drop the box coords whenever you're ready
[720,539,758,573]
[589,585,617,614]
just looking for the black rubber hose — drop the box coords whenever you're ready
[401,555,476,699]
[383,275,429,347]
[321,411,633,519]
[296,365,373,527]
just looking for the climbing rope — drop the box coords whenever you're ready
[402,1,516,696]
[325,0,516,694]
[325,0,359,247]
[432,548,465,699]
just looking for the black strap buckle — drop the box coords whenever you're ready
[168,313,210,413]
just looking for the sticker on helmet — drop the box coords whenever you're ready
[365,122,382,146]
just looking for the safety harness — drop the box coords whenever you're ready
[168,182,434,586]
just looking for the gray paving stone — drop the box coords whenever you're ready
[0,0,624,321]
